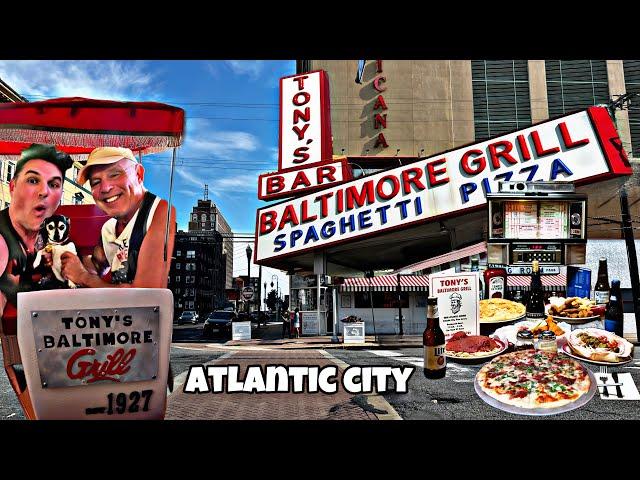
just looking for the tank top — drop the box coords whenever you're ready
[0,208,44,336]
[101,191,160,284]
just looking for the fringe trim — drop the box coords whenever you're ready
[0,128,182,152]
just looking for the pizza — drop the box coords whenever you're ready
[479,298,526,323]
[477,351,591,409]
[446,332,504,358]
[568,328,634,363]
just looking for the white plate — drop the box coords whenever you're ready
[445,338,508,363]
[552,314,601,324]
[479,313,526,325]
[474,363,597,416]
[560,344,633,366]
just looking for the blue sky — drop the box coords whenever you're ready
[0,60,296,295]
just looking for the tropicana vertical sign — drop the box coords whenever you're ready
[257,70,351,201]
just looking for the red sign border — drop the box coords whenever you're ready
[278,70,333,172]
[257,157,352,201]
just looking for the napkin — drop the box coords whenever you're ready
[596,373,640,400]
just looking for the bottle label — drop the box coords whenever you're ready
[489,277,505,298]
[526,312,545,321]
[594,291,610,304]
[424,345,446,370]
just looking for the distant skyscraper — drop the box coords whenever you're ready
[188,188,234,289]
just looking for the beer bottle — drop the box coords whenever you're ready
[471,256,484,300]
[594,258,610,306]
[423,296,446,379]
[526,260,545,322]
[604,279,624,337]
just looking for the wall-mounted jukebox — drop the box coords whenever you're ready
[487,182,587,268]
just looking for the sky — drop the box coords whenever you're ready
[0,60,296,298]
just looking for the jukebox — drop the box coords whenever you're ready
[487,181,587,272]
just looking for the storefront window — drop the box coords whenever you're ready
[415,294,428,308]
[291,288,317,311]
[354,292,409,308]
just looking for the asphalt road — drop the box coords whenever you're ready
[328,347,640,420]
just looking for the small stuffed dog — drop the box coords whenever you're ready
[33,214,78,288]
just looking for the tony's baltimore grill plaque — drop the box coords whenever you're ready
[31,306,160,388]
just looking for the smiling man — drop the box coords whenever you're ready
[61,146,176,289]
[0,143,73,418]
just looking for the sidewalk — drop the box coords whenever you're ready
[221,321,423,350]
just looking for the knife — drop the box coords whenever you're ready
[612,372,624,398]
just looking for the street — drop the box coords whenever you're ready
[1,321,640,420]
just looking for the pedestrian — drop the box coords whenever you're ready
[293,307,301,338]
[0,144,73,419]
[282,309,290,339]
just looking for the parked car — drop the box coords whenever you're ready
[177,310,199,325]
[203,310,236,338]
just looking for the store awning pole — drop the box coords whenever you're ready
[619,185,640,337]
[164,147,177,262]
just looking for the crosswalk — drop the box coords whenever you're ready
[366,350,477,382]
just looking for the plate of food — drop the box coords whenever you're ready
[548,297,602,323]
[479,298,526,324]
[492,316,570,346]
[566,328,634,363]
[475,350,596,416]
[560,344,633,366]
[445,332,507,362]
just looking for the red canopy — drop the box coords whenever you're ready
[0,97,185,160]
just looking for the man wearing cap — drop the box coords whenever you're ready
[0,143,73,418]
[60,146,176,289]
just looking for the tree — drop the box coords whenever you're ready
[266,289,279,311]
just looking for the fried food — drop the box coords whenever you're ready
[548,297,595,318]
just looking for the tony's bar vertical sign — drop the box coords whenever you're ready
[279,70,333,170]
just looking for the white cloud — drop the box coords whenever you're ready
[176,189,199,197]
[184,131,260,160]
[225,61,265,80]
[0,60,160,101]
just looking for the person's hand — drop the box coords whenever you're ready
[60,252,88,285]
[42,250,53,268]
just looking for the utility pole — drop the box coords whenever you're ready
[606,95,640,336]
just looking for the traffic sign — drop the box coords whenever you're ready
[241,286,255,300]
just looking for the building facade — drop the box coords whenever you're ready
[0,76,94,209]
[169,230,226,317]
[187,193,234,289]
[299,60,640,240]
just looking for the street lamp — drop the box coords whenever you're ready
[245,245,252,314]
[271,274,280,326]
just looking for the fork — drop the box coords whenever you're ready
[598,366,609,398]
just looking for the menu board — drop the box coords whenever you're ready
[504,202,538,238]
[504,201,568,239]
[538,202,568,239]
[428,272,480,341]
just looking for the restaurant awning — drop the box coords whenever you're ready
[340,275,429,292]
[508,273,567,287]
[340,272,567,292]
[394,241,487,274]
